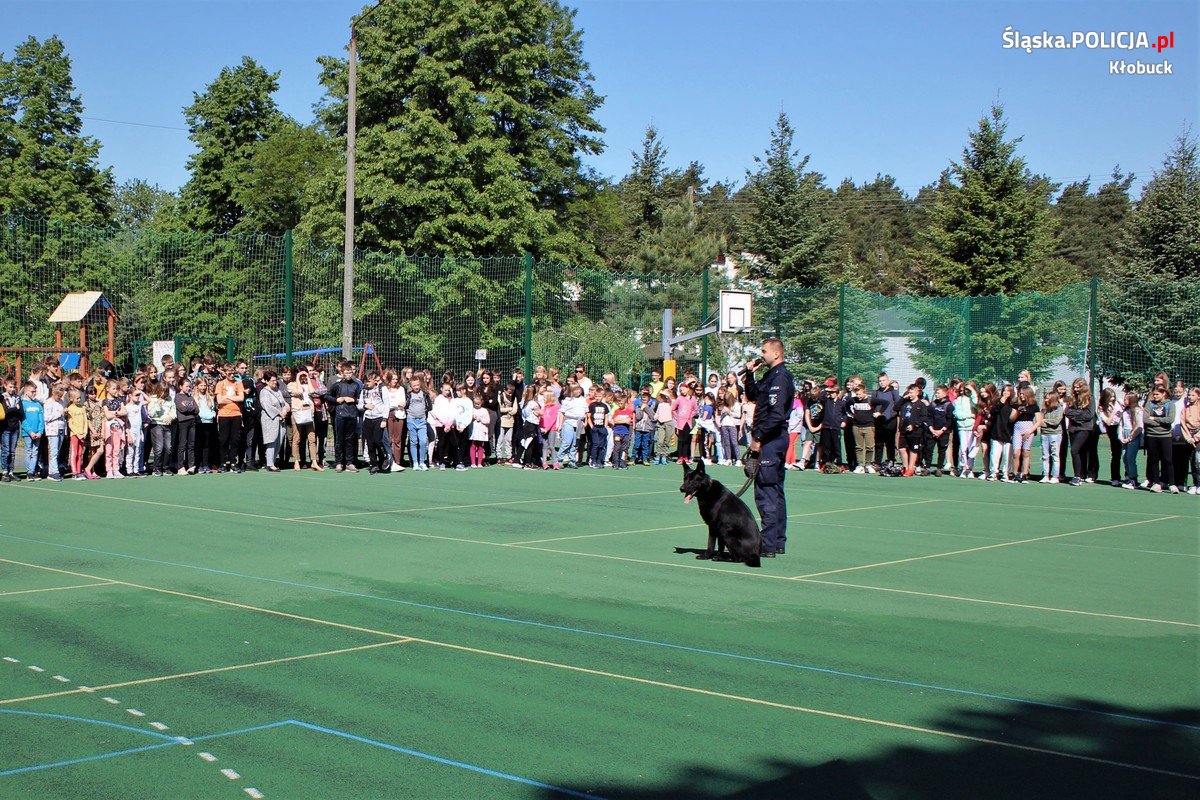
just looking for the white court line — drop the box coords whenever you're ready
[0,581,116,597]
[16,485,282,522]
[790,516,1180,580]
[286,489,674,521]
[578,468,1200,519]
[8,486,1192,627]
[817,521,1200,558]
[514,499,941,545]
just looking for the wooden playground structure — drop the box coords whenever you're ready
[0,291,119,383]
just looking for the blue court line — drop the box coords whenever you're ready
[0,708,179,776]
[0,708,179,742]
[1,714,606,798]
[2,532,1195,733]
[284,720,608,800]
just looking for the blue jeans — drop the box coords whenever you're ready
[408,417,428,466]
[21,434,40,476]
[1122,433,1142,482]
[589,427,607,466]
[1041,433,1061,478]
[46,433,62,478]
[633,430,653,462]
[1,429,18,474]
[557,423,579,465]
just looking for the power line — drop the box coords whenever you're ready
[81,116,186,131]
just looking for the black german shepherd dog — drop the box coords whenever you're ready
[679,461,762,568]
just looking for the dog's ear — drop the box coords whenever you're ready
[694,459,706,475]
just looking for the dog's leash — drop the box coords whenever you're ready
[734,451,760,497]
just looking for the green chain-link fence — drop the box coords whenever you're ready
[2,214,1196,390]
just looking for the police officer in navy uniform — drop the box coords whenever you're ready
[742,338,795,557]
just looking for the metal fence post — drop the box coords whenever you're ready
[523,253,534,376]
[1089,277,1099,395]
[962,295,971,381]
[774,290,783,340]
[284,230,294,366]
[700,264,710,382]
[836,283,846,381]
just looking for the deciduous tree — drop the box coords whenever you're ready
[305,0,605,259]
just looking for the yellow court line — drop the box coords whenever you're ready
[796,577,1200,629]
[0,558,1188,780]
[512,499,941,546]
[286,489,673,521]
[0,558,406,640]
[790,516,1181,580]
[251,521,1200,627]
[0,581,115,597]
[0,640,411,705]
[7,513,1190,633]
[399,636,1196,781]
[504,544,1199,627]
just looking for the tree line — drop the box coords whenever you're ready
[1,4,1197,385]
[2,11,1196,291]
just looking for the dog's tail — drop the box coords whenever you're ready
[744,554,761,569]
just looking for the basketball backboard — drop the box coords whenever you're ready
[719,290,753,334]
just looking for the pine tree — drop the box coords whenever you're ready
[1049,168,1133,279]
[1120,134,1200,281]
[740,111,836,286]
[831,174,919,294]
[621,125,670,240]
[1097,133,1200,386]
[631,201,722,275]
[919,104,1053,295]
[304,0,604,259]
[180,57,287,234]
[0,36,113,224]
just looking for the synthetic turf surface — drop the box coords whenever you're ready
[0,462,1196,799]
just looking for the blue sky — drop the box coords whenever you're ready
[4,0,1195,196]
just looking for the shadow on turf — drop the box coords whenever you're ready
[538,699,1200,799]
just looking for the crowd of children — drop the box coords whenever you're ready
[785,369,1200,495]
[2,354,1197,496]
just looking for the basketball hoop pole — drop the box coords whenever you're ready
[661,307,719,362]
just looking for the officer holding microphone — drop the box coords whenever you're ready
[741,338,795,557]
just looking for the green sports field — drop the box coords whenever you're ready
[1,464,1197,799]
